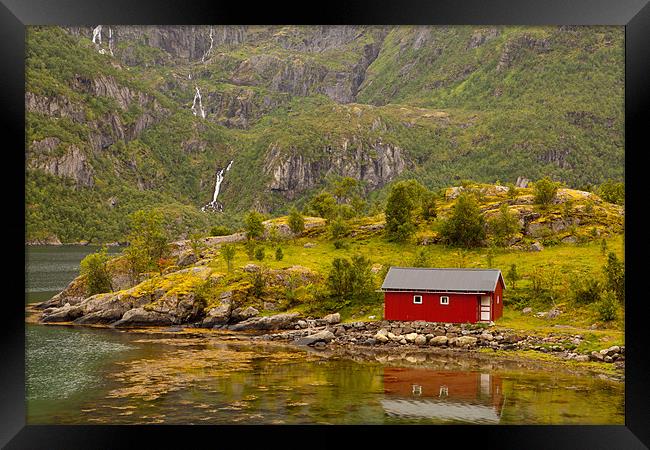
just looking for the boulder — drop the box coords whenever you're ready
[201,299,232,328]
[112,307,173,328]
[405,332,418,343]
[574,355,590,362]
[323,313,341,324]
[547,308,562,319]
[522,307,533,315]
[229,312,301,331]
[41,304,84,322]
[177,252,198,267]
[414,335,427,346]
[243,264,260,273]
[455,336,478,347]
[294,330,335,346]
[530,241,544,252]
[429,336,448,346]
[231,306,260,322]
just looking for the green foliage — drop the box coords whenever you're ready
[489,204,520,246]
[600,238,608,255]
[597,180,624,205]
[248,269,266,298]
[287,207,305,235]
[485,246,495,268]
[254,246,266,261]
[533,177,560,207]
[123,209,170,277]
[244,239,257,260]
[596,290,618,322]
[570,276,602,305]
[325,255,377,304]
[79,247,113,295]
[244,210,265,240]
[221,244,236,272]
[309,191,338,220]
[188,232,205,258]
[603,252,624,303]
[507,183,518,200]
[275,246,284,261]
[210,225,232,236]
[506,263,520,290]
[384,179,427,242]
[411,248,430,267]
[329,217,350,240]
[440,192,487,248]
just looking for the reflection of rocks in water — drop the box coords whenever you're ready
[381,367,504,423]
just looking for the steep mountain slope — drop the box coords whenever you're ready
[25,25,624,243]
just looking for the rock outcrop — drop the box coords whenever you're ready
[265,140,409,199]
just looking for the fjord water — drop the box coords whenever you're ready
[25,246,624,425]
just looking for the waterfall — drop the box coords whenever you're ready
[108,27,114,56]
[201,27,214,63]
[191,86,206,119]
[92,25,102,45]
[201,160,234,212]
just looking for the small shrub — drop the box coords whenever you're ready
[221,244,236,272]
[210,225,231,236]
[254,247,265,261]
[275,246,284,261]
[287,207,305,236]
[533,177,560,207]
[571,276,602,305]
[596,290,618,322]
[80,247,113,295]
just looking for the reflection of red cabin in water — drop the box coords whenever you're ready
[381,268,505,323]
[382,367,505,423]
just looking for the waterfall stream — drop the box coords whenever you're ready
[191,86,206,119]
[201,27,214,63]
[201,160,234,212]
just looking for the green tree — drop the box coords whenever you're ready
[506,264,520,290]
[600,238,608,255]
[603,252,625,303]
[244,210,265,240]
[275,246,284,261]
[287,207,305,236]
[420,191,438,221]
[440,193,487,248]
[597,290,618,322]
[598,181,624,205]
[486,246,495,268]
[80,247,113,295]
[123,209,169,277]
[506,183,518,200]
[210,225,231,236]
[329,216,349,240]
[309,191,338,219]
[489,204,520,246]
[244,239,257,259]
[533,177,560,207]
[254,246,265,261]
[221,244,236,272]
[188,232,205,258]
[326,255,376,301]
[385,179,427,242]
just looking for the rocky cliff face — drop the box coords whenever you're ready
[26,25,624,242]
[265,139,409,199]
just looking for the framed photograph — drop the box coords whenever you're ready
[2,0,649,447]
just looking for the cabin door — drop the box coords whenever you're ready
[480,296,491,321]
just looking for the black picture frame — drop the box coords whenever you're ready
[2,0,649,447]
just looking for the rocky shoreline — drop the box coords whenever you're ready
[28,300,625,376]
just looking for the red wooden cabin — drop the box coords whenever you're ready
[381,267,505,323]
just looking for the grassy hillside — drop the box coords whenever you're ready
[25,26,624,243]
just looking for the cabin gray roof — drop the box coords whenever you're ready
[381,267,504,293]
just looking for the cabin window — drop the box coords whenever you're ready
[413,295,422,304]
[440,296,449,305]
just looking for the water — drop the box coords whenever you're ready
[25,246,624,425]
